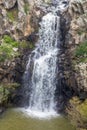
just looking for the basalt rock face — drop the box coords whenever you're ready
[62,0,87,129]
[62,0,87,97]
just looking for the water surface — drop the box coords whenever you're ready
[0,109,75,130]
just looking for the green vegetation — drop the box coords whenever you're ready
[73,40,87,63]
[7,7,18,21]
[24,3,29,14]
[20,41,34,49]
[0,83,20,104]
[66,97,87,130]
[0,35,34,62]
[77,29,84,35]
[0,35,19,61]
[74,41,87,57]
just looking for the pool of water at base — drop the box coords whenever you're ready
[0,109,75,130]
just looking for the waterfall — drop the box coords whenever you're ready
[29,13,60,111]
[22,1,68,118]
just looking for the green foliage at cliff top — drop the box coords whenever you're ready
[66,97,87,130]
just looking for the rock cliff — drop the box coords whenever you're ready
[62,0,87,129]
[63,0,87,96]
[0,0,40,108]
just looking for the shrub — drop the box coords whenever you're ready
[0,83,20,104]
[73,41,87,63]
[74,41,87,57]
[0,35,34,61]
[66,97,87,130]
[0,35,19,61]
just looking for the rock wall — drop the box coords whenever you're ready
[0,0,41,107]
[62,0,87,129]
[62,0,87,96]
[0,0,49,108]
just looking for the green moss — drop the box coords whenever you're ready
[19,41,34,49]
[7,7,18,21]
[24,3,29,14]
[66,97,87,130]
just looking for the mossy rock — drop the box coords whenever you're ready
[7,6,18,22]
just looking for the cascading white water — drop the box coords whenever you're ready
[29,13,60,111]
[22,1,68,118]
[22,13,60,118]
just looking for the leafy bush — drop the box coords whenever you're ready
[0,35,34,61]
[74,41,87,57]
[66,97,87,130]
[0,35,19,61]
[0,82,20,104]
[73,41,87,63]
[0,84,9,104]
